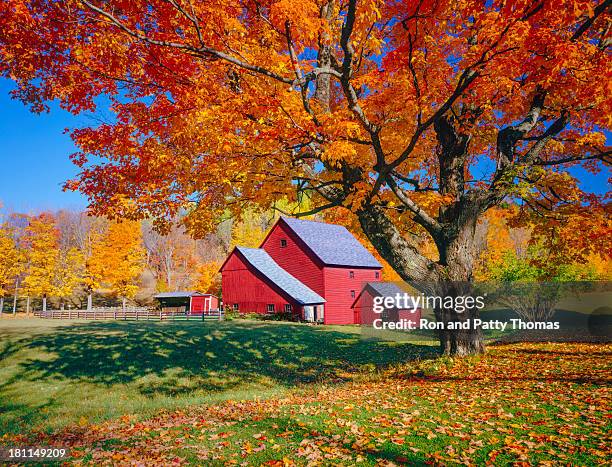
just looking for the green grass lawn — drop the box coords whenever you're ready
[1,319,610,465]
[0,318,436,436]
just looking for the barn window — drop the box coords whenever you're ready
[350,290,356,298]
[284,304,292,313]
[267,304,275,312]
[233,304,239,311]
[375,272,379,279]
[280,239,287,248]
[349,271,354,279]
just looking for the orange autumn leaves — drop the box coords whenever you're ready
[0,226,20,301]
[0,0,608,242]
[29,342,611,465]
[87,220,145,301]
[476,206,611,281]
[0,213,147,308]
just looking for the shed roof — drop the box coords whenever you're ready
[154,291,206,299]
[352,282,418,309]
[279,217,381,268]
[368,282,406,297]
[236,247,325,305]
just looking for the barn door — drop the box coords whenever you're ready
[191,297,205,314]
[314,305,324,323]
[303,306,314,322]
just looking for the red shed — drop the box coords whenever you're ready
[221,217,382,324]
[352,282,421,327]
[154,291,220,315]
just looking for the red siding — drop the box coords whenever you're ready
[353,289,421,327]
[191,296,205,313]
[398,308,421,327]
[260,219,382,324]
[261,221,325,296]
[352,288,375,325]
[223,218,383,325]
[221,250,299,315]
[190,295,220,314]
[322,267,380,324]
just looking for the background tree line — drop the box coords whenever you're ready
[0,208,273,314]
[0,202,608,315]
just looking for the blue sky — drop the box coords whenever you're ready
[0,79,88,214]
[0,78,608,215]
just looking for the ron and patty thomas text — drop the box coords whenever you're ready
[372,318,560,331]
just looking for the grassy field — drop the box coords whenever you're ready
[0,318,436,436]
[1,319,610,465]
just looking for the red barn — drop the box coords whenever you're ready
[221,217,382,324]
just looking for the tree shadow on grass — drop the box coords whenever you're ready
[2,321,436,396]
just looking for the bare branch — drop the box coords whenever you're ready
[521,111,570,163]
[391,171,435,192]
[533,149,612,166]
[387,176,443,234]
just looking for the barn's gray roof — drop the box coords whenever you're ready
[237,247,325,305]
[154,291,204,299]
[281,217,381,268]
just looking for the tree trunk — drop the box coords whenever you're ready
[122,297,126,311]
[0,296,4,317]
[433,282,484,356]
[357,205,442,283]
[42,294,47,312]
[314,1,334,111]
[87,292,93,311]
[357,204,485,356]
[12,280,18,315]
[434,205,485,355]
[26,296,30,315]
[437,311,485,356]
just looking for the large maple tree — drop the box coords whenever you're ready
[1,0,610,354]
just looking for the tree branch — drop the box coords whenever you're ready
[272,201,340,218]
[571,0,612,41]
[521,111,570,163]
[81,0,293,84]
[495,87,546,171]
[533,149,612,166]
[387,176,443,235]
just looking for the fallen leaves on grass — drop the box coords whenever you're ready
[20,343,612,465]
